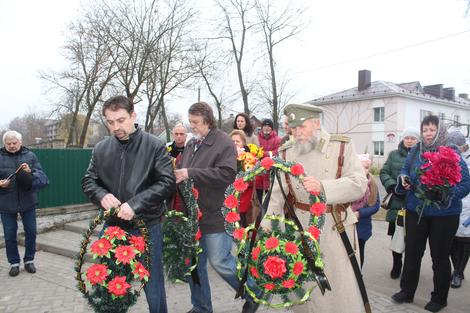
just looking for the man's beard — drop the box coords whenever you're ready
[294,132,319,155]
[192,132,202,140]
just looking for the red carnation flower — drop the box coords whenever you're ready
[251,246,261,261]
[225,211,240,223]
[264,283,275,291]
[282,278,295,289]
[310,202,326,216]
[233,178,249,192]
[308,226,320,240]
[197,209,203,221]
[129,235,145,253]
[224,195,238,208]
[293,261,304,276]
[107,276,131,297]
[86,264,109,285]
[310,190,320,196]
[184,258,191,266]
[261,157,274,170]
[284,242,298,255]
[263,256,287,279]
[290,164,304,176]
[195,229,202,241]
[250,266,260,278]
[233,228,246,240]
[104,226,126,240]
[132,261,150,281]
[265,236,279,250]
[90,238,112,257]
[115,245,136,265]
[192,187,199,200]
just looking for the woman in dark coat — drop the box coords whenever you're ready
[379,128,420,278]
[391,115,470,313]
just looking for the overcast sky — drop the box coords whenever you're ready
[0,0,469,128]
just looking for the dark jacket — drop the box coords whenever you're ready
[396,143,470,217]
[0,147,49,214]
[179,128,237,234]
[82,127,176,226]
[379,141,409,222]
[357,192,380,241]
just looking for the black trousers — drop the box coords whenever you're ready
[400,211,459,305]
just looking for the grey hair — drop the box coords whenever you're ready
[3,130,22,144]
[172,123,187,132]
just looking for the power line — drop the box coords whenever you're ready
[295,29,470,74]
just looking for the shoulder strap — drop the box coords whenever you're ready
[335,142,346,179]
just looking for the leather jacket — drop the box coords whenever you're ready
[82,127,176,226]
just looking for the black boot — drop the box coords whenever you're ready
[390,252,402,279]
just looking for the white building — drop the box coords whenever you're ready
[307,70,470,168]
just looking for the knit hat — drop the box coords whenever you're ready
[448,130,466,146]
[261,119,274,129]
[402,128,420,140]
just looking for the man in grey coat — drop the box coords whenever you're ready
[175,101,259,313]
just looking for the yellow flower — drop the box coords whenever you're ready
[167,146,172,153]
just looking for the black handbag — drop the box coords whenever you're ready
[381,192,393,210]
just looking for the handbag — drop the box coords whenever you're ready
[390,209,406,253]
[381,192,393,210]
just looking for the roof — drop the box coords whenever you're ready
[307,80,470,107]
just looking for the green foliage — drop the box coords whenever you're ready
[163,179,201,282]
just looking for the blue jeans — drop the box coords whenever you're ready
[189,232,241,313]
[135,223,167,313]
[1,209,37,265]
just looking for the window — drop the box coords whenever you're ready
[453,114,460,127]
[373,107,384,122]
[438,112,445,122]
[420,109,433,121]
[373,141,384,156]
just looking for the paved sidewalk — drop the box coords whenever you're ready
[0,220,468,313]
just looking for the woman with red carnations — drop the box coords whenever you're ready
[391,115,470,313]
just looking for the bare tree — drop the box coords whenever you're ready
[194,44,228,128]
[8,112,47,146]
[144,0,197,140]
[91,0,169,104]
[254,0,305,130]
[215,0,256,115]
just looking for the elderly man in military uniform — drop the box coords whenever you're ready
[262,103,368,313]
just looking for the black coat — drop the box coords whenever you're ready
[82,127,176,226]
[0,147,49,214]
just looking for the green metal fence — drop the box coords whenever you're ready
[32,149,93,209]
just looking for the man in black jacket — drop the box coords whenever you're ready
[82,95,176,313]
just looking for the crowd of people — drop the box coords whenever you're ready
[1,94,469,313]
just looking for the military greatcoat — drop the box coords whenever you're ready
[262,129,368,313]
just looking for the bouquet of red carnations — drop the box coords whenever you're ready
[415,146,462,219]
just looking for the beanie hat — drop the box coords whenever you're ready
[402,128,420,140]
[448,130,466,146]
[261,119,274,129]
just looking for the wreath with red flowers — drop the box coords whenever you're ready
[221,156,327,308]
[163,179,202,283]
[75,207,150,313]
